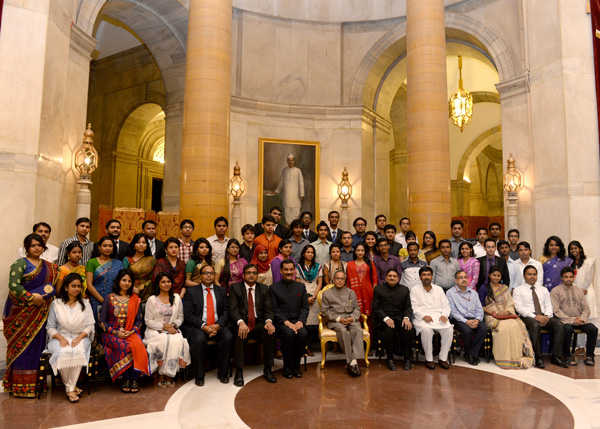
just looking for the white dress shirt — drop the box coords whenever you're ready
[410,284,452,334]
[237,283,271,325]
[208,235,230,264]
[512,283,553,319]
[512,257,543,289]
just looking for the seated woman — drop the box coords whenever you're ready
[122,233,156,302]
[295,245,323,356]
[480,266,534,369]
[3,233,57,398]
[185,238,213,288]
[57,242,87,296]
[86,236,123,320]
[46,272,95,403]
[214,239,247,294]
[144,273,191,387]
[100,269,150,393]
[251,245,273,286]
[153,237,186,297]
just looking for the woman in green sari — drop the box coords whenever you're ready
[122,233,156,302]
[86,236,123,320]
[185,238,214,288]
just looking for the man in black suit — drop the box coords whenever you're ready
[228,264,277,386]
[300,211,318,242]
[326,210,345,243]
[269,259,309,379]
[254,206,290,239]
[476,238,510,290]
[143,220,164,259]
[105,219,129,260]
[372,268,415,371]
[182,265,232,386]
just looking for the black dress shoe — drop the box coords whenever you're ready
[263,368,277,383]
[195,378,205,386]
[386,359,397,371]
[403,359,413,371]
[535,358,545,368]
[217,373,229,384]
[293,369,303,378]
[464,353,478,366]
[350,364,361,377]
[282,367,293,379]
[439,360,450,370]
[473,356,481,364]
[233,370,244,387]
[551,356,569,368]
[425,361,435,370]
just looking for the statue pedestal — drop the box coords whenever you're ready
[77,177,92,219]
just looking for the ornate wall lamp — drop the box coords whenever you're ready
[74,124,98,218]
[503,153,523,230]
[449,55,473,132]
[337,167,353,231]
[229,162,245,240]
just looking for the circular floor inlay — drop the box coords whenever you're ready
[235,361,574,428]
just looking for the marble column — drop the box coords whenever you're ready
[180,0,233,236]
[406,0,451,238]
[163,102,183,212]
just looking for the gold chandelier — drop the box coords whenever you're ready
[449,56,473,132]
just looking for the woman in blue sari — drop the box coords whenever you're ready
[85,236,123,319]
[3,233,57,398]
[539,236,573,292]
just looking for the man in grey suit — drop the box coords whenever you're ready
[321,271,364,377]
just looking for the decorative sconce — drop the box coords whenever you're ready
[449,55,473,132]
[337,167,352,203]
[229,161,246,201]
[74,124,98,180]
[503,153,522,230]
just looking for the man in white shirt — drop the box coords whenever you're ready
[410,267,453,370]
[498,240,519,288]
[513,265,568,368]
[310,222,332,266]
[512,241,543,289]
[208,216,230,264]
[400,243,428,289]
[472,227,488,258]
[394,217,413,248]
[17,222,59,263]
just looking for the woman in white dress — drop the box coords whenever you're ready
[46,272,95,403]
[569,241,597,350]
[144,272,191,387]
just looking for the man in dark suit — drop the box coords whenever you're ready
[254,206,290,239]
[476,238,510,290]
[105,219,129,260]
[142,220,164,259]
[182,264,232,386]
[269,259,309,379]
[300,211,318,242]
[372,268,415,371]
[326,210,345,243]
[228,264,277,386]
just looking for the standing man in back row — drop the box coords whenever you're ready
[57,217,94,266]
[17,222,59,263]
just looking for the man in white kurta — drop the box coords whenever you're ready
[274,154,305,223]
[410,267,453,369]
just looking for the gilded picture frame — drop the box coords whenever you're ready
[258,138,320,227]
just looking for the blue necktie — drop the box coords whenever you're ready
[332,230,337,241]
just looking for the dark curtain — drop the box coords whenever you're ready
[591,0,600,149]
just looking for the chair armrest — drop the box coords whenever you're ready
[318,313,324,334]
[361,314,369,332]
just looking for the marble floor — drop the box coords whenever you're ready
[0,351,599,429]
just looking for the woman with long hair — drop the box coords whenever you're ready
[153,237,186,297]
[295,245,323,355]
[422,231,441,264]
[322,243,347,286]
[100,269,150,393]
[364,231,378,261]
[46,272,95,403]
[480,266,534,369]
[540,236,573,292]
[185,238,213,288]
[346,242,378,334]
[215,239,248,293]
[86,236,123,319]
[57,241,87,296]
[122,233,156,302]
[3,233,58,398]
[457,241,480,291]
[144,272,191,387]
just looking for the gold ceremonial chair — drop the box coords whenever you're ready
[316,284,370,369]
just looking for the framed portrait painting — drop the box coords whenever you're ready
[258,138,320,227]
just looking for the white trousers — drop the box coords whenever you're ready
[59,366,83,393]
[420,326,453,362]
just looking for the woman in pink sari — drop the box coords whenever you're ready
[458,241,480,291]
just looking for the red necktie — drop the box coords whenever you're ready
[247,287,255,331]
[206,287,215,325]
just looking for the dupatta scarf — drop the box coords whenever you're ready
[542,256,574,292]
[91,259,123,316]
[127,256,156,302]
[153,257,186,294]
[125,294,150,376]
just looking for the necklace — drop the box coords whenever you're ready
[116,294,129,302]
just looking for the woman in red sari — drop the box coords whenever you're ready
[3,233,57,398]
[153,237,186,297]
[346,242,378,334]
[100,269,150,393]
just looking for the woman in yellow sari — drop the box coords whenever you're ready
[56,241,87,296]
[480,266,534,369]
[122,233,156,302]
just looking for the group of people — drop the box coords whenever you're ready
[3,209,598,400]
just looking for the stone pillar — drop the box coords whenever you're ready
[180,0,233,236]
[406,0,451,238]
[163,102,183,211]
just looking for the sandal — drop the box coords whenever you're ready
[584,357,595,366]
[74,387,83,396]
[568,357,578,366]
[130,380,139,393]
[167,380,175,388]
[66,391,80,403]
[121,380,131,393]
[157,381,168,388]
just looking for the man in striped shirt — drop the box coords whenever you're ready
[57,217,94,266]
